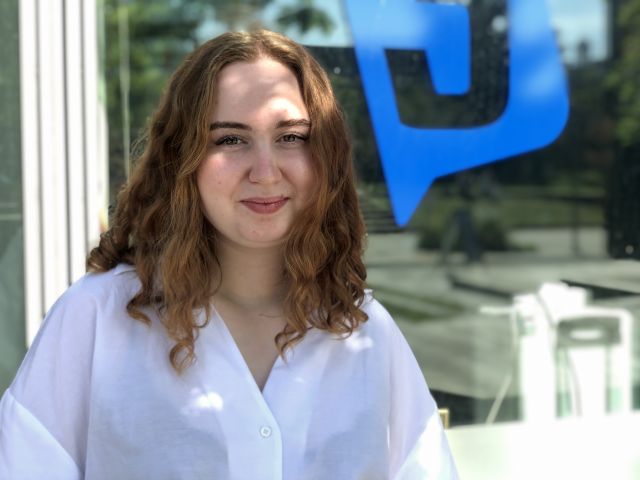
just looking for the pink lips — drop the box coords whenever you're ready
[240,197,289,214]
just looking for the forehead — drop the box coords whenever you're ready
[212,58,307,119]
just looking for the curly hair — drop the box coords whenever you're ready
[87,29,368,373]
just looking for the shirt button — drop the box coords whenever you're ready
[259,426,272,438]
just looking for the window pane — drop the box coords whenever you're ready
[0,0,25,391]
[102,0,640,476]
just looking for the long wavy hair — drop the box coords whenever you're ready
[87,29,368,373]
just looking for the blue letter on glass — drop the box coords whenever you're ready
[345,0,570,225]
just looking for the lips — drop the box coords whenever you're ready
[240,196,289,214]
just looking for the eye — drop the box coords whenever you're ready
[215,135,243,146]
[281,133,308,143]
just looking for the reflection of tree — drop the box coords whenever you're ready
[103,0,335,204]
[277,0,334,35]
[213,0,272,30]
[103,0,210,200]
[306,46,383,184]
[605,0,640,258]
[607,0,640,146]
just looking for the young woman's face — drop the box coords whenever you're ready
[197,57,314,252]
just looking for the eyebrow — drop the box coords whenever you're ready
[276,119,311,129]
[209,119,311,131]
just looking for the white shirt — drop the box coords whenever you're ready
[0,264,458,479]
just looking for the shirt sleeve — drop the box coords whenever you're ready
[0,275,101,478]
[386,318,459,480]
[0,389,82,479]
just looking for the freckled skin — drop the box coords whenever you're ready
[197,58,314,252]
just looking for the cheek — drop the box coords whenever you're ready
[291,151,315,190]
[196,170,225,227]
[299,158,317,199]
[197,157,230,193]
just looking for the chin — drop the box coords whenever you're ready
[241,239,287,251]
[238,232,289,249]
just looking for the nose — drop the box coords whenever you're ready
[248,144,282,184]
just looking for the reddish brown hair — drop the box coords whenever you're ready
[87,29,367,372]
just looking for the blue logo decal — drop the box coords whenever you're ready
[345,0,570,225]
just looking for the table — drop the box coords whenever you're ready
[446,413,640,480]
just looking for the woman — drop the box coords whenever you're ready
[0,30,458,479]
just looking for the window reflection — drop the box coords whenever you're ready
[101,0,639,476]
[0,0,25,392]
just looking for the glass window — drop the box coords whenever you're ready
[102,0,640,476]
[0,0,26,391]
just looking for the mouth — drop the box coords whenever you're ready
[240,196,289,214]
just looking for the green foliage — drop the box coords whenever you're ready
[277,0,334,35]
[409,186,603,232]
[416,216,529,253]
[416,226,441,251]
[475,218,510,252]
[607,1,640,146]
[330,72,382,184]
[102,0,209,199]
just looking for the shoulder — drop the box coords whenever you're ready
[358,289,400,337]
[4,265,141,471]
[41,263,141,326]
[9,263,141,394]
[341,289,412,362]
[59,263,140,310]
[19,263,141,369]
[356,290,422,371]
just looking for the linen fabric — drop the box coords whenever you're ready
[0,264,458,479]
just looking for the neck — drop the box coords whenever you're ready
[214,240,288,311]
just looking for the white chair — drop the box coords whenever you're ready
[516,282,633,419]
[481,282,633,423]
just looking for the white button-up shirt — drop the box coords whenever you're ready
[0,264,458,479]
